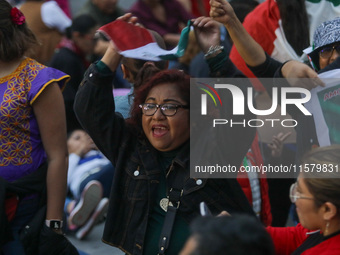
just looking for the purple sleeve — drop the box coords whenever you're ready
[28,66,70,104]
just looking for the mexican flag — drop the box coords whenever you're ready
[306,0,340,42]
[229,0,340,90]
[98,19,191,61]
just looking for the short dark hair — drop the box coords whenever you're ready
[0,0,38,62]
[65,14,97,39]
[127,69,190,133]
[189,215,275,255]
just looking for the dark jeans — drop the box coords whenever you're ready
[2,197,40,255]
[78,163,115,198]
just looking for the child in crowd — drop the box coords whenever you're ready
[65,129,115,240]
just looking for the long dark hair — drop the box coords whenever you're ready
[277,0,310,56]
[127,69,190,134]
[0,0,38,62]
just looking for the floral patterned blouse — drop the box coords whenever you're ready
[0,58,69,181]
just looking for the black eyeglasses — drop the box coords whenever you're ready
[319,44,340,59]
[139,103,189,116]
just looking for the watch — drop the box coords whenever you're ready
[45,219,63,230]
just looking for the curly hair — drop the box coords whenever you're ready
[127,69,190,134]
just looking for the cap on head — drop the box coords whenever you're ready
[304,17,340,70]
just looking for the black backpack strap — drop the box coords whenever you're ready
[158,166,186,255]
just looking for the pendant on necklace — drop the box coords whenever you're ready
[160,198,173,212]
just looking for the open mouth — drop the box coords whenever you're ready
[152,125,168,137]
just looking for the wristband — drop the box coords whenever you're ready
[45,219,63,230]
[204,45,224,58]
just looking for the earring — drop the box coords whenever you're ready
[325,221,330,236]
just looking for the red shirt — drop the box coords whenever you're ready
[267,223,340,255]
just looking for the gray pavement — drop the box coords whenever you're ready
[67,222,124,255]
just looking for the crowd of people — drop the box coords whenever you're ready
[1,0,340,255]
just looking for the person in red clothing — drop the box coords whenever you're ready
[216,146,340,255]
[266,145,340,255]
[177,0,211,17]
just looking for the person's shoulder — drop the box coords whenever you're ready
[309,233,340,254]
[22,58,47,71]
[51,47,80,62]
[25,59,69,83]
[114,97,129,108]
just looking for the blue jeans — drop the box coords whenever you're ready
[78,163,114,198]
[2,197,40,255]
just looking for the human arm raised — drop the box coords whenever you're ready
[192,16,243,77]
[210,0,324,86]
[191,16,256,169]
[192,16,221,55]
[100,13,140,72]
[209,0,266,67]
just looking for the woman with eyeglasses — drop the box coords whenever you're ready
[74,66,255,255]
[74,14,256,255]
[304,17,340,72]
[266,145,340,255]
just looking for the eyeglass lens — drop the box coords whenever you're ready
[319,45,340,58]
[141,104,178,116]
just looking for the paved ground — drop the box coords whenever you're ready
[67,222,124,255]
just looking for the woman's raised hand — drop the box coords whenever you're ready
[192,16,221,54]
[209,0,237,26]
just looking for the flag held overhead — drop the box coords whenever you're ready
[98,19,191,61]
